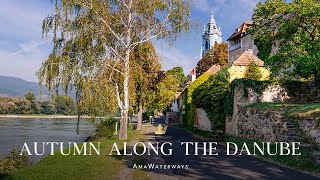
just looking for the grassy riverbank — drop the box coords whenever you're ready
[0,129,144,180]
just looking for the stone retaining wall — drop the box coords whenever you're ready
[225,82,320,145]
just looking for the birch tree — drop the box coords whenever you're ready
[40,0,191,139]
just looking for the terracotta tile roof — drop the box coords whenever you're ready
[227,21,253,41]
[206,65,221,75]
[232,50,264,67]
[188,67,196,75]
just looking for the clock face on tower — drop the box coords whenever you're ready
[214,34,218,40]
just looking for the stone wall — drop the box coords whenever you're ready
[225,82,320,145]
[298,119,320,144]
[195,108,212,132]
[226,106,299,142]
[258,81,320,104]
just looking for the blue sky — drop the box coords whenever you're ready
[0,0,259,82]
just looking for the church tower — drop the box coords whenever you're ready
[200,14,223,59]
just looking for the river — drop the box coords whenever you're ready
[0,117,96,162]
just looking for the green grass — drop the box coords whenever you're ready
[247,102,320,129]
[224,136,320,173]
[247,102,320,119]
[0,129,143,180]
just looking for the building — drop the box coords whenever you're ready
[200,14,223,59]
[187,68,197,83]
[227,21,258,63]
[227,50,270,81]
[171,92,182,112]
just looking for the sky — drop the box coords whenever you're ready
[0,0,260,82]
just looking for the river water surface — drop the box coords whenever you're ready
[0,117,96,161]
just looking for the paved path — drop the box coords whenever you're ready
[139,116,320,180]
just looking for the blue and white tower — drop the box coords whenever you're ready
[200,14,223,59]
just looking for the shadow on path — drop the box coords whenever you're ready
[122,115,319,180]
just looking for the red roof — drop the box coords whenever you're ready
[227,21,253,41]
[188,67,196,75]
[232,50,264,67]
[206,65,221,75]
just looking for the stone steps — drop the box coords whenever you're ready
[312,151,320,165]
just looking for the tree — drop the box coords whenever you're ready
[40,101,56,114]
[196,42,228,77]
[244,61,262,80]
[24,93,36,102]
[151,72,179,112]
[131,41,161,130]
[40,0,191,140]
[55,95,75,115]
[167,67,187,89]
[251,0,320,79]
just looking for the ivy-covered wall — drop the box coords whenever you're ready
[192,66,231,131]
[182,72,212,128]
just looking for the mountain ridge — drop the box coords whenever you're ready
[0,76,75,99]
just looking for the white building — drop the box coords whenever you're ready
[200,14,223,59]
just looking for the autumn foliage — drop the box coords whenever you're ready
[196,42,228,77]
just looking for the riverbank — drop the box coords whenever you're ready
[0,114,104,119]
[0,128,147,180]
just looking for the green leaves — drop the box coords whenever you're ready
[251,0,320,79]
[244,62,263,80]
[192,67,230,131]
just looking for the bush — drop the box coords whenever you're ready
[182,72,212,127]
[95,117,118,138]
[142,110,154,121]
[244,61,262,80]
[192,67,230,131]
[0,147,30,174]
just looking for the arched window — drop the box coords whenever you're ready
[205,41,209,50]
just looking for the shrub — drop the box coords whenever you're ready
[0,147,30,174]
[192,67,230,131]
[244,61,262,80]
[183,72,212,127]
[95,117,118,138]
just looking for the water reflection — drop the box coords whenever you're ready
[0,118,96,162]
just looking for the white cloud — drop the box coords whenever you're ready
[0,41,50,82]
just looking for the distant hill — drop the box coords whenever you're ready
[0,76,75,100]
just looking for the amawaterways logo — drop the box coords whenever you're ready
[133,163,189,170]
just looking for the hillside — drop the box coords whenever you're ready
[0,76,44,97]
[0,76,75,99]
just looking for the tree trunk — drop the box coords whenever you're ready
[137,102,142,130]
[119,0,132,140]
[119,109,128,140]
[76,113,80,135]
